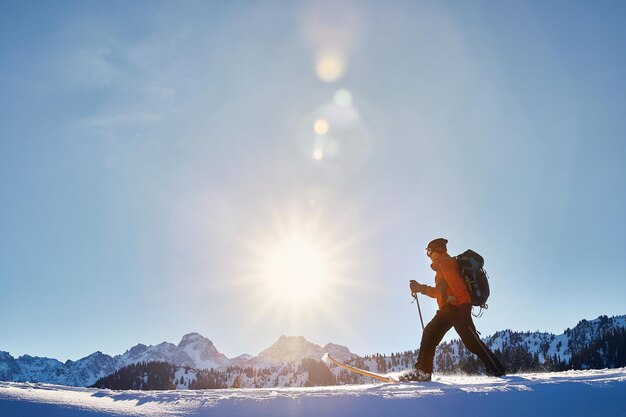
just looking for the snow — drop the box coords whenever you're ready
[1,368,625,417]
[174,368,197,390]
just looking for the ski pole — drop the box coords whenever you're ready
[412,293,425,331]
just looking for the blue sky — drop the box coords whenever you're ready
[1,0,625,362]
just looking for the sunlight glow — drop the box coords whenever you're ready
[235,204,365,336]
[313,148,325,160]
[261,239,329,303]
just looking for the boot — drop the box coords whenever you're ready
[398,368,432,382]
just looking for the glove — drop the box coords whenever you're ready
[409,280,426,295]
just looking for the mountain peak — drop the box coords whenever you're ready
[178,333,209,347]
[278,335,307,343]
[323,343,356,362]
[176,332,228,369]
[258,335,323,364]
[123,343,148,359]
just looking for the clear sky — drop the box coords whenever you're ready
[1,0,625,362]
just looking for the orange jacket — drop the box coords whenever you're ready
[421,254,471,308]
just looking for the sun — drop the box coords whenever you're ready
[234,204,365,334]
[260,238,329,305]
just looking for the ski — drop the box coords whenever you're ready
[322,353,397,384]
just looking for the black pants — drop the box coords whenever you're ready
[415,303,505,376]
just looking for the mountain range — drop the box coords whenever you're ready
[1,314,625,388]
[0,332,357,387]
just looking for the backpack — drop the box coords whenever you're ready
[455,249,490,309]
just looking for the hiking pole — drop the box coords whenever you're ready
[411,293,425,331]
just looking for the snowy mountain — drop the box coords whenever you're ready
[1,314,624,389]
[117,333,229,370]
[0,350,123,388]
[433,314,626,374]
[177,333,230,369]
[229,354,255,368]
[256,336,356,365]
[0,333,232,387]
[0,352,19,381]
[88,314,626,389]
[0,333,355,387]
[62,352,122,387]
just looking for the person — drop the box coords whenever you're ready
[402,238,505,381]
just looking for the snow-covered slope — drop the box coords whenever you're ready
[62,352,122,387]
[2,368,625,417]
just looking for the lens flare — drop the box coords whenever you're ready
[333,89,353,107]
[315,52,345,83]
[313,148,325,160]
[313,118,330,135]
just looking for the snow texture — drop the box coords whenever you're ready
[1,368,624,417]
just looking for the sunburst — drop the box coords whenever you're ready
[234,204,363,334]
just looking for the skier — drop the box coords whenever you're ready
[403,238,505,381]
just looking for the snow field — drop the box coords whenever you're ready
[1,367,625,417]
